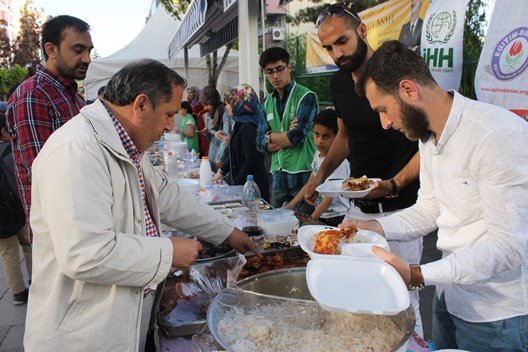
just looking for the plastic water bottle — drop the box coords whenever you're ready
[165,151,178,181]
[199,156,213,190]
[190,148,199,168]
[158,135,164,154]
[241,175,262,236]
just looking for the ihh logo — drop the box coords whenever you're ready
[422,11,457,69]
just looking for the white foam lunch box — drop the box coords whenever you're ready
[306,256,410,315]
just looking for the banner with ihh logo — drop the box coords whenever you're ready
[420,0,468,91]
[475,0,528,120]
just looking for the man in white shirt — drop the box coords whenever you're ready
[349,40,528,351]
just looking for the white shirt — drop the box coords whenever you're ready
[378,91,528,323]
[312,152,350,218]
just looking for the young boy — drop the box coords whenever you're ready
[286,109,350,226]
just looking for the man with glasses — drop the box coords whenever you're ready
[304,4,424,337]
[256,47,318,213]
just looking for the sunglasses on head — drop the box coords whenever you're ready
[315,4,361,28]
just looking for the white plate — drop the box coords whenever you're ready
[298,225,390,258]
[316,178,381,199]
[306,257,410,315]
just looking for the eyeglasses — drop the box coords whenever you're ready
[315,5,361,28]
[264,65,288,76]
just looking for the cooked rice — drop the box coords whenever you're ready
[216,303,403,351]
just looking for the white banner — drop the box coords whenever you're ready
[420,0,468,90]
[474,0,528,119]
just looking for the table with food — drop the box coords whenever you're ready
[147,146,431,351]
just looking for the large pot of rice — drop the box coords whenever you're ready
[207,267,415,352]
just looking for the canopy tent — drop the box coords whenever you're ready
[84,4,239,100]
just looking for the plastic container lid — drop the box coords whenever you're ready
[306,257,410,315]
[163,132,180,141]
[259,208,295,223]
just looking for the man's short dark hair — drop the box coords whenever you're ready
[314,108,338,134]
[356,40,436,97]
[41,15,90,61]
[259,47,290,68]
[97,86,106,96]
[104,59,187,109]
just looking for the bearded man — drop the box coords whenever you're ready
[303,4,424,336]
[6,15,93,220]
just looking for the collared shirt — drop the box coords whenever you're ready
[106,103,159,238]
[6,65,86,220]
[378,91,528,323]
[256,80,317,152]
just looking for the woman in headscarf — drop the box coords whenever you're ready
[199,85,230,171]
[213,84,270,202]
[186,87,203,114]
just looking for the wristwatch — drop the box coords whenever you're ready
[407,264,424,291]
[264,130,272,144]
[385,178,399,199]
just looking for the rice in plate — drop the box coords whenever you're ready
[215,303,404,352]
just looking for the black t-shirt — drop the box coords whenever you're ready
[331,69,419,210]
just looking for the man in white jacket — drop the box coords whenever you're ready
[25,59,259,352]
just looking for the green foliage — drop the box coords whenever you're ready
[159,0,192,20]
[284,34,307,76]
[12,3,41,76]
[0,64,28,99]
[287,0,383,26]
[464,0,487,60]
[0,26,12,67]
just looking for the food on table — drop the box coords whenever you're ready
[216,304,403,351]
[257,235,293,251]
[341,175,374,191]
[313,226,358,254]
[186,169,200,179]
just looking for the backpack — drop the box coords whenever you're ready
[0,143,26,238]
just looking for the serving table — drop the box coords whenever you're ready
[156,179,430,351]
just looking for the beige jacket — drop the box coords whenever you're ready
[25,100,233,352]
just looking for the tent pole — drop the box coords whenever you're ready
[184,48,190,82]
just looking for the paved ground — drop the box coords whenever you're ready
[0,247,29,352]
[0,231,441,351]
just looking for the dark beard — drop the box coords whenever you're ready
[399,98,430,141]
[336,38,368,73]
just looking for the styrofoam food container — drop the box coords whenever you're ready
[260,216,298,235]
[298,225,390,258]
[316,178,381,199]
[259,209,298,235]
[176,178,200,193]
[306,257,409,315]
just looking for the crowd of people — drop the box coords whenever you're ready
[0,4,526,352]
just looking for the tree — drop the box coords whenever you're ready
[0,64,28,100]
[464,0,487,60]
[287,0,382,26]
[160,0,232,88]
[12,2,41,76]
[0,25,12,67]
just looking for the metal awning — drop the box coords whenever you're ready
[168,0,239,59]
[168,0,261,92]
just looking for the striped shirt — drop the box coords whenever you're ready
[6,65,86,220]
[105,103,159,238]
